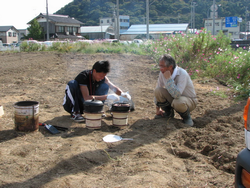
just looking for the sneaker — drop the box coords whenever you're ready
[102,113,106,118]
[71,113,85,122]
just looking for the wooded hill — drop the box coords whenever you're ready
[56,0,250,31]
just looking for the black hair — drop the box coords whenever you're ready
[159,54,176,69]
[92,61,110,73]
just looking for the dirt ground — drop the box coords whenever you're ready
[0,52,247,188]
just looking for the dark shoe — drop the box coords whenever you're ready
[154,106,174,119]
[71,113,85,122]
[163,106,175,118]
[177,109,193,126]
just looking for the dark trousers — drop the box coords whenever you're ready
[63,80,109,114]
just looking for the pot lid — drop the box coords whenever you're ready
[84,99,103,106]
[113,101,129,105]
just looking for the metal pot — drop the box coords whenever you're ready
[84,99,104,113]
[111,102,130,112]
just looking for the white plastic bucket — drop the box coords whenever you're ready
[0,105,4,117]
[84,112,102,129]
[112,111,129,128]
[14,101,39,132]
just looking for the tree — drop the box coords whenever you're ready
[27,19,44,40]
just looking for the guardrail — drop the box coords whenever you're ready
[0,46,20,52]
[230,40,250,50]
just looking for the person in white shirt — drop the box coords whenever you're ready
[154,54,198,126]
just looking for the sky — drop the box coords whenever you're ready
[1,0,73,29]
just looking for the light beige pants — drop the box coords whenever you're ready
[154,87,197,113]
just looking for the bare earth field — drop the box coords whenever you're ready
[0,52,247,188]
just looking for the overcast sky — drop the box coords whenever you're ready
[1,0,73,29]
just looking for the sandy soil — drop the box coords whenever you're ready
[0,52,247,188]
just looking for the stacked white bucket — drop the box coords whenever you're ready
[112,111,129,128]
[85,112,103,129]
[0,105,4,117]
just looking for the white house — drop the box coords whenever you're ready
[0,26,19,43]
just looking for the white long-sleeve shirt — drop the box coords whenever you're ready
[155,66,197,103]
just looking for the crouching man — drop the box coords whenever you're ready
[63,60,130,122]
[154,54,198,126]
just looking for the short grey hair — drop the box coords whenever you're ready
[159,54,176,69]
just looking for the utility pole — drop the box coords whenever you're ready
[113,6,116,39]
[146,0,149,40]
[245,7,248,39]
[190,2,192,32]
[116,0,120,41]
[46,0,49,41]
[212,0,216,35]
[190,1,196,33]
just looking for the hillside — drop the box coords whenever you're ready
[56,0,250,31]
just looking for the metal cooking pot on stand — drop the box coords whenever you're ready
[84,99,104,113]
[111,101,130,112]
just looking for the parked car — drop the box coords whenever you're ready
[133,39,143,44]
[3,43,11,47]
[235,97,250,188]
[15,42,22,47]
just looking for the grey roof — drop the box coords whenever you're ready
[0,26,18,32]
[80,26,112,33]
[28,13,84,25]
[122,23,189,35]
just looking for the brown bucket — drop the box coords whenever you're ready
[14,101,39,132]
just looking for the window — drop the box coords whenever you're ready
[13,32,16,37]
[58,26,64,32]
[69,27,73,33]
[8,32,12,37]
[101,20,103,24]
[107,20,110,23]
[215,22,220,26]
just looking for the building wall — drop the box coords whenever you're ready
[0,32,7,43]
[204,17,240,39]
[18,29,29,41]
[100,15,130,34]
[100,18,113,26]
[119,15,129,33]
[37,17,81,36]
[120,33,169,41]
[81,32,112,40]
[0,29,18,43]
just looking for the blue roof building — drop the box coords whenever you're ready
[120,23,189,40]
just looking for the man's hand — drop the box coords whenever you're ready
[163,70,171,79]
[156,107,164,116]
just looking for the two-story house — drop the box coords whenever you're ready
[28,13,84,40]
[0,26,19,43]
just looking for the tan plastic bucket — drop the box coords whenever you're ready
[14,101,39,132]
[112,111,129,129]
[84,112,102,129]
